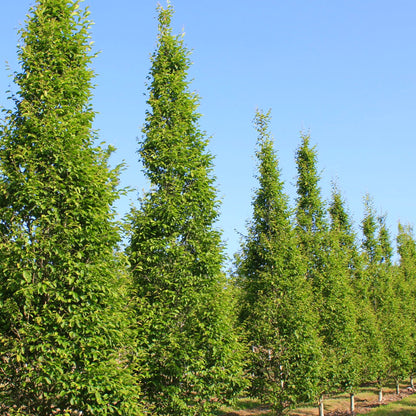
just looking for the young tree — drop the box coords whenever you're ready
[377,217,413,394]
[295,138,363,414]
[0,1,141,415]
[294,133,328,302]
[396,223,416,385]
[325,185,360,405]
[236,110,322,414]
[397,223,416,284]
[128,4,245,415]
[294,134,329,410]
[359,196,388,398]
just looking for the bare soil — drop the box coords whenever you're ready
[222,386,415,416]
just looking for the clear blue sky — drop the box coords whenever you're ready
[1,1,415,263]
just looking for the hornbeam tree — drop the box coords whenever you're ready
[294,134,329,409]
[0,1,141,415]
[326,185,360,409]
[294,133,327,296]
[128,3,245,415]
[396,223,416,385]
[377,216,413,393]
[236,110,322,414]
[359,196,388,397]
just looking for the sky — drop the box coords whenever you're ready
[1,0,415,264]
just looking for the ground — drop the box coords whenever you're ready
[221,384,415,416]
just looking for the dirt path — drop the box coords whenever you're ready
[223,387,415,416]
[326,388,415,416]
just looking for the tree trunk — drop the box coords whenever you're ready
[396,380,400,395]
[378,388,383,402]
[411,375,414,389]
[350,392,355,414]
[319,395,324,416]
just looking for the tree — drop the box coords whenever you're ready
[294,134,329,409]
[128,3,245,415]
[294,133,328,300]
[396,223,416,385]
[0,1,141,415]
[359,196,388,397]
[236,110,322,414]
[325,185,360,395]
[397,223,416,283]
[377,217,413,393]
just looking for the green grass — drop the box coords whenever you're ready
[357,393,416,415]
[216,384,415,415]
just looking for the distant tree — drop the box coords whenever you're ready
[396,223,416,384]
[295,133,327,244]
[0,0,141,414]
[325,185,360,399]
[397,223,416,283]
[294,134,329,409]
[294,133,328,311]
[128,4,245,415]
[236,110,322,414]
[328,183,357,255]
[377,217,413,393]
[359,196,388,397]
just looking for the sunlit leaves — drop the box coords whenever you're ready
[128,3,245,415]
[0,1,141,414]
[236,110,322,413]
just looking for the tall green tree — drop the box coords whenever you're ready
[0,1,141,415]
[396,223,416,384]
[236,110,322,414]
[324,185,360,396]
[128,4,245,415]
[397,223,416,283]
[294,134,329,407]
[294,133,327,296]
[359,196,388,395]
[377,217,413,393]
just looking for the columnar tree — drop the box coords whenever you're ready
[0,1,141,414]
[397,223,416,284]
[396,223,416,385]
[128,4,245,415]
[294,134,329,407]
[359,196,388,396]
[325,185,360,401]
[236,110,322,414]
[295,133,328,274]
[377,217,413,393]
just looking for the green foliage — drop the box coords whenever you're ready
[323,185,361,392]
[236,110,322,413]
[294,133,328,301]
[397,223,416,281]
[294,133,332,394]
[379,221,414,384]
[295,141,363,395]
[358,196,391,386]
[361,195,380,266]
[295,133,327,237]
[128,3,245,415]
[396,223,416,376]
[0,0,141,414]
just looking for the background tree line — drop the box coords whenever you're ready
[1,1,415,415]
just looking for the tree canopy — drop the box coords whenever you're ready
[0,0,141,414]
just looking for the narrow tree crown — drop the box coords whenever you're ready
[295,133,326,235]
[129,4,244,414]
[0,1,140,413]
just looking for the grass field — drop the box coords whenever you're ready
[356,393,416,415]
[217,383,416,416]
